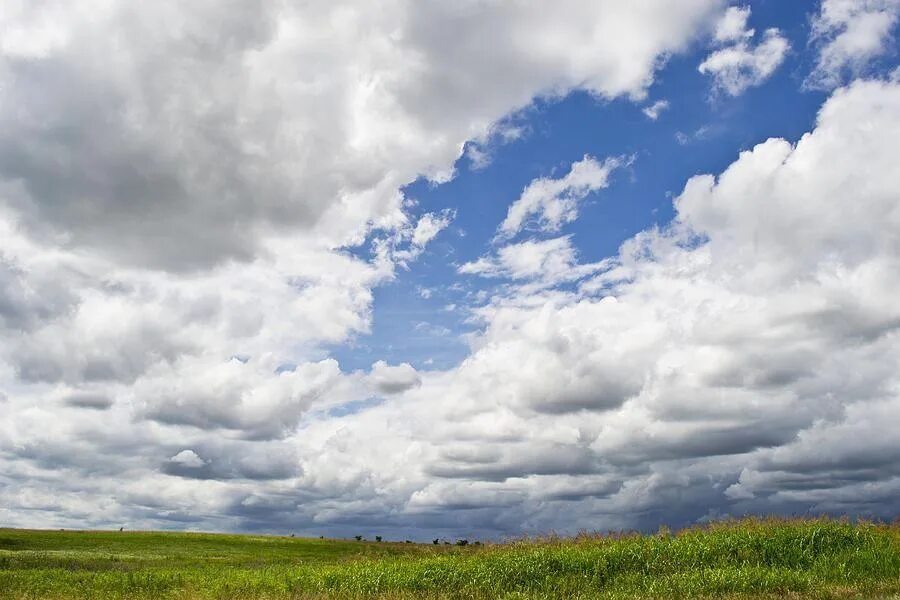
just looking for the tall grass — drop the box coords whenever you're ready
[1,518,898,599]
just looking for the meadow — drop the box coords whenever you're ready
[1,518,899,599]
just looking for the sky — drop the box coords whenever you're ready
[0,0,899,540]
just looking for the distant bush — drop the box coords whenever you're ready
[375,536,382,542]
[432,539,439,545]
[354,535,362,541]
[456,539,468,546]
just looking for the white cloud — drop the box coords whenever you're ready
[19,0,894,538]
[642,100,670,120]
[460,236,608,287]
[699,7,789,96]
[170,450,205,469]
[497,156,625,239]
[369,361,421,395]
[807,0,900,89]
[0,0,721,270]
[388,210,456,267]
[411,211,455,250]
[714,6,754,43]
[464,120,530,170]
[138,358,355,439]
[284,79,900,536]
[2,0,719,450]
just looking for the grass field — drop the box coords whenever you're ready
[1,518,899,599]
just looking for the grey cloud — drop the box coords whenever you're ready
[701,348,818,390]
[10,314,193,385]
[527,378,641,415]
[62,393,114,410]
[369,361,421,395]
[535,477,623,502]
[138,359,347,440]
[803,303,900,344]
[0,259,76,332]
[226,494,302,520]
[602,422,800,467]
[427,444,599,482]
[0,3,289,270]
[162,442,300,481]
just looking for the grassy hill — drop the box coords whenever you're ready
[1,518,899,598]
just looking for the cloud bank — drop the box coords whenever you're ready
[313,79,900,536]
[0,0,723,534]
[2,1,899,539]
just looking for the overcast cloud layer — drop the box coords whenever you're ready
[2,1,900,538]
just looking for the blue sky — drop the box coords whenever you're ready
[1,0,899,537]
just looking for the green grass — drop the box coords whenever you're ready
[1,518,898,598]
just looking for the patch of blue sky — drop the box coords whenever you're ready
[326,397,385,418]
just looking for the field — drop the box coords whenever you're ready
[1,518,899,599]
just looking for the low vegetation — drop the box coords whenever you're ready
[1,518,899,598]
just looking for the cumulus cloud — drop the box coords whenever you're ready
[642,100,670,120]
[699,7,789,96]
[18,1,899,539]
[284,79,900,536]
[2,3,724,533]
[497,156,625,239]
[170,450,205,469]
[0,0,718,396]
[369,361,421,395]
[713,6,754,43]
[459,236,608,287]
[807,0,900,89]
[391,209,455,266]
[0,0,719,271]
[138,358,356,440]
[411,212,454,248]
